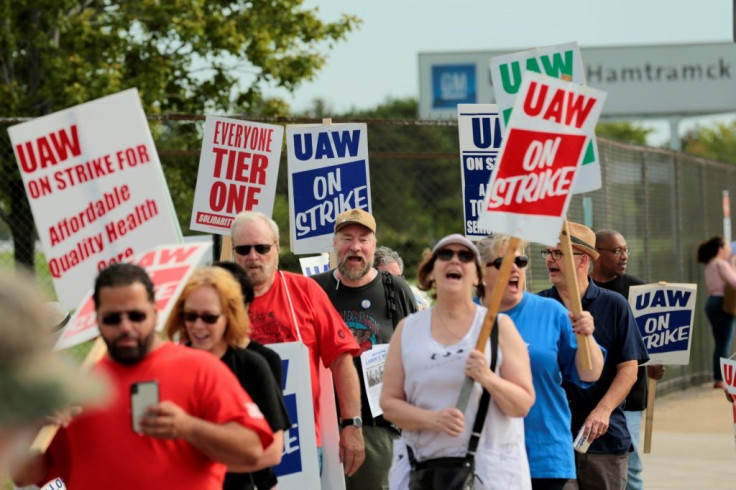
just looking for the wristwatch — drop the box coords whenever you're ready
[340,416,363,428]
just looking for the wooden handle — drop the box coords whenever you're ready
[456,237,520,411]
[559,219,593,371]
[219,235,233,262]
[643,377,657,453]
[29,337,108,453]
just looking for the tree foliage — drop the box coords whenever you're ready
[0,0,359,267]
[682,121,736,164]
[595,121,653,146]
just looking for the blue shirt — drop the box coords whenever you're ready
[508,292,599,478]
[539,280,649,454]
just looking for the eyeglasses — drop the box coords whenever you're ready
[233,243,274,256]
[487,255,529,270]
[180,311,222,324]
[597,247,630,257]
[540,249,583,261]
[99,310,149,326]
[436,249,475,263]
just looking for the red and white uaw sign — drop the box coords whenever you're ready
[629,283,696,365]
[54,242,212,351]
[7,89,181,309]
[190,116,284,234]
[477,72,606,245]
[286,123,371,254]
[489,42,601,193]
[458,104,503,239]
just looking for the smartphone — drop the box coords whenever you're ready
[130,380,159,434]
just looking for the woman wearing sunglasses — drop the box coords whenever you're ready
[381,233,535,489]
[165,267,289,490]
[476,234,604,490]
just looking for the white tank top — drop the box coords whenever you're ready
[399,305,530,489]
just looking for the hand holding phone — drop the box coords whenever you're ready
[130,380,159,434]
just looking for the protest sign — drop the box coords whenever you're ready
[721,356,736,396]
[628,283,696,365]
[190,116,283,234]
[268,342,321,489]
[54,242,212,351]
[318,362,346,490]
[299,253,330,277]
[286,123,371,254]
[7,89,181,308]
[489,42,601,193]
[458,104,503,239]
[477,72,606,245]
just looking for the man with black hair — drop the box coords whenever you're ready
[312,209,417,490]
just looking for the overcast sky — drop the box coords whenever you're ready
[265,0,734,146]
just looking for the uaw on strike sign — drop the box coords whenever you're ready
[190,116,284,234]
[477,72,606,245]
[7,89,181,308]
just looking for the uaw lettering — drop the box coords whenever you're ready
[292,163,368,239]
[15,124,152,198]
[497,49,574,96]
[521,80,597,129]
[633,289,693,353]
[274,359,302,476]
[292,129,361,161]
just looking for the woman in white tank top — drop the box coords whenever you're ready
[380,234,535,489]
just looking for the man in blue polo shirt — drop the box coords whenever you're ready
[538,222,649,490]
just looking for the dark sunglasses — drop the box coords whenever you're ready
[487,255,529,270]
[233,243,273,256]
[436,249,475,263]
[99,310,148,326]
[180,311,222,324]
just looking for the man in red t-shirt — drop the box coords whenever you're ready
[230,211,364,477]
[13,264,273,490]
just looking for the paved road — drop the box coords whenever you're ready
[642,383,736,489]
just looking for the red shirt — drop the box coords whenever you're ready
[45,343,273,490]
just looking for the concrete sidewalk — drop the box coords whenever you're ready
[642,383,736,489]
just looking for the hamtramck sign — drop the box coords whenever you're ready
[419,42,736,119]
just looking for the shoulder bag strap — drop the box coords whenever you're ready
[467,317,499,456]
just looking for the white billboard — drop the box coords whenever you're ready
[419,42,736,119]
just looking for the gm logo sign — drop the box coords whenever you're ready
[432,64,476,108]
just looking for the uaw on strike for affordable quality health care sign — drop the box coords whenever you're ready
[628,283,696,365]
[490,42,601,193]
[458,104,503,239]
[190,116,284,234]
[7,89,181,309]
[287,123,371,254]
[477,72,606,245]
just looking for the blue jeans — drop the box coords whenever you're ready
[705,296,735,381]
[623,410,643,490]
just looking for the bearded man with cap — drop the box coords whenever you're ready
[312,208,417,490]
[538,222,648,490]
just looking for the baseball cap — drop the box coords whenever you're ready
[334,208,376,233]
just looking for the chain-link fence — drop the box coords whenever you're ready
[0,115,732,393]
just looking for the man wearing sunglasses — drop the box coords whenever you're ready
[230,211,364,477]
[13,263,274,490]
[538,222,649,490]
[592,229,665,490]
[312,209,417,490]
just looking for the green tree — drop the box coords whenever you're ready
[0,0,359,268]
[595,121,653,145]
[682,121,736,164]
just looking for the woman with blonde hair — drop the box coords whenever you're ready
[166,266,289,490]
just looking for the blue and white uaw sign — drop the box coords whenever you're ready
[628,283,697,365]
[457,104,503,239]
[287,123,371,254]
[299,253,330,277]
[268,342,320,489]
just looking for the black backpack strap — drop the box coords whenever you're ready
[381,270,400,327]
[467,317,499,456]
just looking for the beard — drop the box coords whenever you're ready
[103,330,155,365]
[337,254,373,281]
